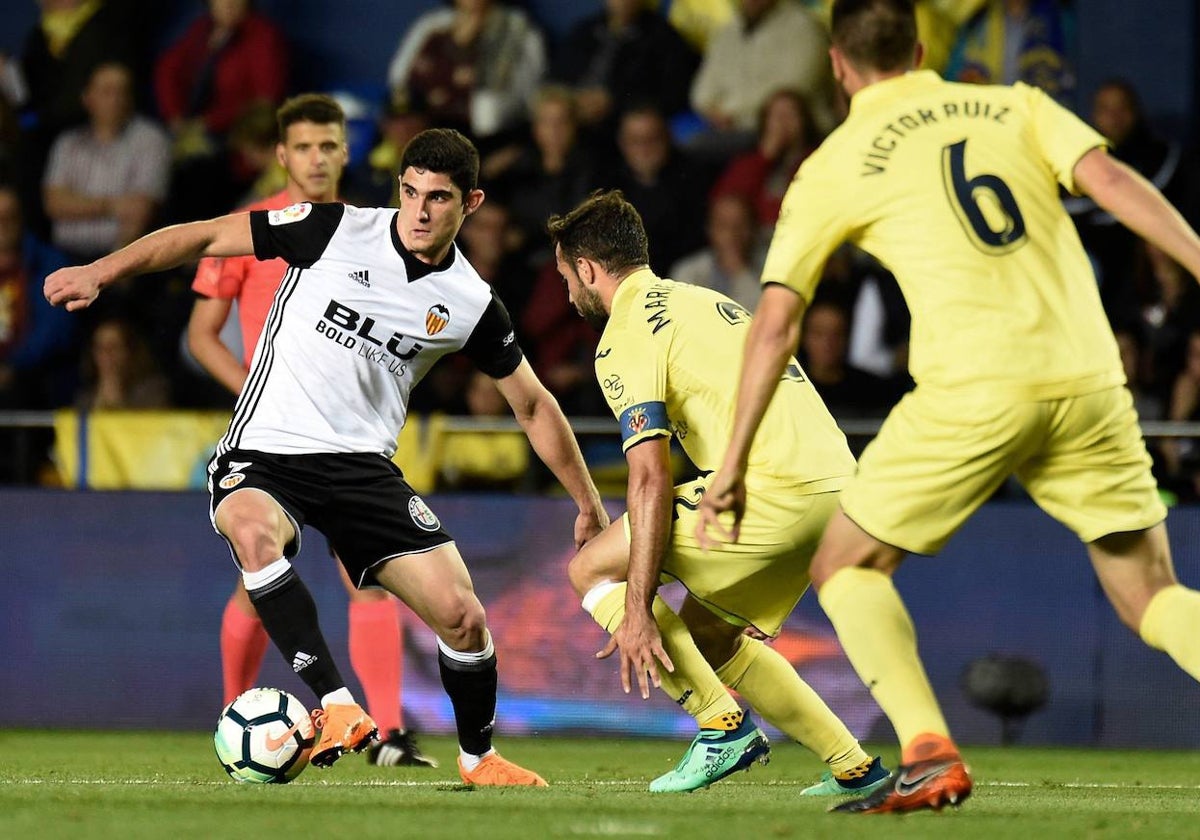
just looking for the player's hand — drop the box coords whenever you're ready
[595,609,673,700]
[574,505,610,549]
[43,265,103,311]
[695,467,747,550]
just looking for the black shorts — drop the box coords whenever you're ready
[208,448,453,587]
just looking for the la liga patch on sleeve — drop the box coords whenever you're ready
[267,203,313,226]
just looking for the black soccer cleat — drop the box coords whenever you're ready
[366,728,439,768]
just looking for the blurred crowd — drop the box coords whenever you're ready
[1,0,1199,491]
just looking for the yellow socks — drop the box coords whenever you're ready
[817,566,949,747]
[583,582,741,726]
[716,634,869,776]
[1140,584,1200,681]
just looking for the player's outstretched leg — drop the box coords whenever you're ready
[649,712,771,793]
[831,733,972,814]
[438,634,547,786]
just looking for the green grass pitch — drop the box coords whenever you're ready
[2,730,1198,838]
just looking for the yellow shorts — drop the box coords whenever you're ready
[842,384,1166,555]
[628,476,844,637]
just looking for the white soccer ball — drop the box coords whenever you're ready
[214,687,315,783]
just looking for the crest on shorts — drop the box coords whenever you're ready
[219,472,246,490]
[408,495,440,531]
[425,304,450,336]
[267,202,312,226]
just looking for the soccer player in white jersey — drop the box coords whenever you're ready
[699,0,1200,815]
[45,128,609,786]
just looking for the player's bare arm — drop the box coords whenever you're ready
[1074,148,1200,281]
[697,283,805,549]
[493,358,609,546]
[595,435,675,699]
[44,212,255,311]
[187,295,248,395]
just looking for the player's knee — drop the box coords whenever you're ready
[566,550,600,598]
[221,513,286,571]
[430,595,488,650]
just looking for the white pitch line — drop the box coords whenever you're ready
[4,778,1200,791]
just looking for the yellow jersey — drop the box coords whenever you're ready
[596,268,854,491]
[764,70,1123,399]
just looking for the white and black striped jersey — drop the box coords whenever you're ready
[215,202,523,457]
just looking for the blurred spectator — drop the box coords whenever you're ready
[911,0,985,75]
[551,0,699,141]
[688,0,835,162]
[815,244,912,381]
[42,61,169,262]
[1114,322,1162,423]
[0,96,20,185]
[488,85,598,265]
[1067,79,1198,322]
[667,0,737,52]
[154,0,289,221]
[798,298,906,420]
[1162,328,1200,496]
[75,315,170,410]
[456,199,534,342]
[945,0,1073,103]
[226,101,285,205]
[520,260,602,416]
[0,182,76,411]
[0,0,138,237]
[0,181,77,484]
[710,87,817,234]
[1138,242,1200,403]
[610,105,708,274]
[342,87,431,208]
[670,192,766,309]
[386,0,546,149]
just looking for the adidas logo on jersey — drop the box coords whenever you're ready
[292,651,318,672]
[349,269,370,287]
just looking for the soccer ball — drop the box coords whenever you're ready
[214,687,315,783]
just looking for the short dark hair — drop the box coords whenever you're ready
[831,0,917,73]
[276,93,346,139]
[546,190,649,276]
[399,128,480,200]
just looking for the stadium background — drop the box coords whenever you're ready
[5,488,1200,748]
[2,1,1196,141]
[2,0,1199,750]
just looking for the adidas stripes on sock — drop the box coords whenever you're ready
[242,558,346,700]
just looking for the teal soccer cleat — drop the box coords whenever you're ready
[799,756,891,796]
[649,716,771,793]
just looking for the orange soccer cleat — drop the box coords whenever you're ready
[457,752,549,787]
[309,703,379,768]
[831,755,973,814]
